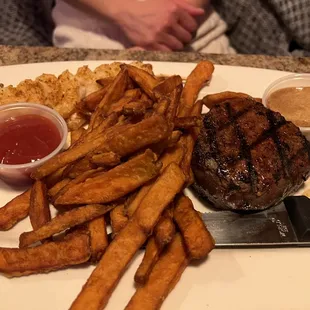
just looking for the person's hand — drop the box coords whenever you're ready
[106,0,205,51]
[183,0,210,8]
[127,46,146,51]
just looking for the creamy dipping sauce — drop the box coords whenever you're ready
[267,86,310,127]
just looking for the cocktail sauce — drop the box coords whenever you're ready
[0,114,61,165]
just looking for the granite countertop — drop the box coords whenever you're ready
[0,45,310,73]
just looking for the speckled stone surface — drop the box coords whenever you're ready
[1,45,310,73]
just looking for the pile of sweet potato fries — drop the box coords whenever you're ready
[0,61,215,310]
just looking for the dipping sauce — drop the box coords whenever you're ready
[267,87,310,127]
[0,114,61,165]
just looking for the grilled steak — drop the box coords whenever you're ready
[191,97,310,211]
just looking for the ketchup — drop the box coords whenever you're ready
[0,114,61,165]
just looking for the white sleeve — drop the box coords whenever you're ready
[52,0,128,49]
[189,8,236,54]
[53,25,126,50]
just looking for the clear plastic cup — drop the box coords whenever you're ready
[262,73,310,141]
[0,103,68,187]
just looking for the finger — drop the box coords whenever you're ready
[158,33,184,50]
[154,44,172,52]
[144,44,172,52]
[173,0,205,16]
[169,23,193,44]
[128,46,146,51]
[177,10,199,33]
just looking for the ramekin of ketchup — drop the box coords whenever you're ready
[0,103,68,186]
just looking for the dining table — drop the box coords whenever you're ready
[0,45,310,73]
[1,45,310,310]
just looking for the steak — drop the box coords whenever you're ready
[191,97,310,211]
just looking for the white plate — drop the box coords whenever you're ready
[1,61,310,310]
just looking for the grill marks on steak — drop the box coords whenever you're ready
[192,98,310,211]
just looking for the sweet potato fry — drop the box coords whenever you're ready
[0,189,31,231]
[67,112,88,131]
[35,114,118,181]
[178,61,214,117]
[178,100,203,184]
[168,258,189,294]
[90,68,128,128]
[134,211,175,285]
[90,114,107,131]
[134,237,160,285]
[124,191,138,208]
[153,75,183,98]
[96,70,129,113]
[32,134,108,180]
[151,130,183,156]
[53,168,105,204]
[89,152,120,167]
[126,143,185,218]
[123,99,153,116]
[127,77,137,90]
[73,167,105,183]
[70,220,147,310]
[77,85,109,113]
[179,134,195,184]
[126,182,153,218]
[140,92,150,102]
[29,181,51,231]
[48,178,71,198]
[154,212,175,248]
[135,163,185,233]
[191,99,203,117]
[45,166,67,188]
[166,84,183,126]
[174,195,215,259]
[96,77,114,87]
[110,204,128,236]
[202,91,251,109]
[80,112,118,145]
[125,64,158,100]
[69,163,185,310]
[64,157,96,179]
[155,75,168,82]
[126,145,184,217]
[166,131,182,148]
[36,114,168,181]
[159,141,185,169]
[126,234,188,310]
[71,128,86,145]
[163,205,174,218]
[0,231,91,277]
[88,216,109,262]
[54,150,161,205]
[174,116,202,131]
[190,99,203,140]
[153,97,170,115]
[19,204,116,248]
[169,128,197,185]
[151,85,182,154]
[107,88,141,115]
[95,115,169,157]
[115,115,129,126]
